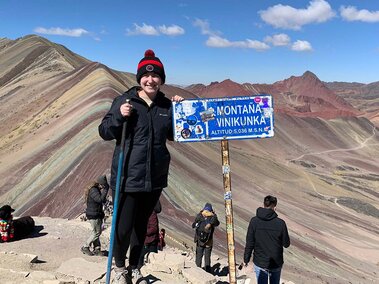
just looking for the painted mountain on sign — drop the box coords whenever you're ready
[0,35,378,284]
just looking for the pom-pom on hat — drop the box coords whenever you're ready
[203,203,213,212]
[136,49,166,84]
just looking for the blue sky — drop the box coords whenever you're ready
[1,0,379,86]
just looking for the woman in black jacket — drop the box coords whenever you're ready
[98,49,183,284]
[81,175,109,256]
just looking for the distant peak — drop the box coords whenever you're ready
[222,79,234,83]
[23,34,40,38]
[302,71,317,78]
[21,34,44,41]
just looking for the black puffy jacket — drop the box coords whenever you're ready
[98,87,173,192]
[243,207,290,269]
[192,211,220,246]
[85,184,109,219]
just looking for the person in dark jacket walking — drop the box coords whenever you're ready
[243,195,290,284]
[98,49,183,284]
[81,175,109,256]
[192,203,220,273]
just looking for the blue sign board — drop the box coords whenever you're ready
[173,95,274,142]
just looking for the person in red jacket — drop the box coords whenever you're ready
[158,228,166,251]
[135,200,161,269]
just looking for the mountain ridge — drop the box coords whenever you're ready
[0,35,378,284]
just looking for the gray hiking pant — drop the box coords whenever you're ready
[85,218,102,249]
[196,245,212,272]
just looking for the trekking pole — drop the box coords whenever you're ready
[106,98,130,284]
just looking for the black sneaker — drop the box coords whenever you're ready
[81,246,94,256]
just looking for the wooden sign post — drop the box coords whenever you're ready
[221,139,236,283]
[172,95,274,284]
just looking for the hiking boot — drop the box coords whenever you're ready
[93,247,106,256]
[113,267,132,284]
[81,246,93,256]
[131,268,147,284]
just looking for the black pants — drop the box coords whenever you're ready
[195,244,212,272]
[13,216,35,240]
[112,189,162,268]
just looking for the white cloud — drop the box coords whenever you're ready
[193,18,218,36]
[194,19,269,51]
[34,27,89,37]
[127,23,185,36]
[245,40,270,51]
[159,25,185,36]
[259,0,335,30]
[127,23,159,36]
[264,33,291,46]
[206,36,231,47]
[291,40,313,51]
[340,6,379,23]
[206,35,269,51]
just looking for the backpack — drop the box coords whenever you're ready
[196,220,211,243]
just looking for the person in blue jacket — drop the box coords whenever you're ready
[99,49,183,284]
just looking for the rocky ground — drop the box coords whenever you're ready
[0,216,295,284]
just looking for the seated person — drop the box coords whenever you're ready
[0,205,35,242]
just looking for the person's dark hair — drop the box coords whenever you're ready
[264,195,277,208]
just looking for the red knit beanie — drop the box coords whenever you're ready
[136,49,166,84]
